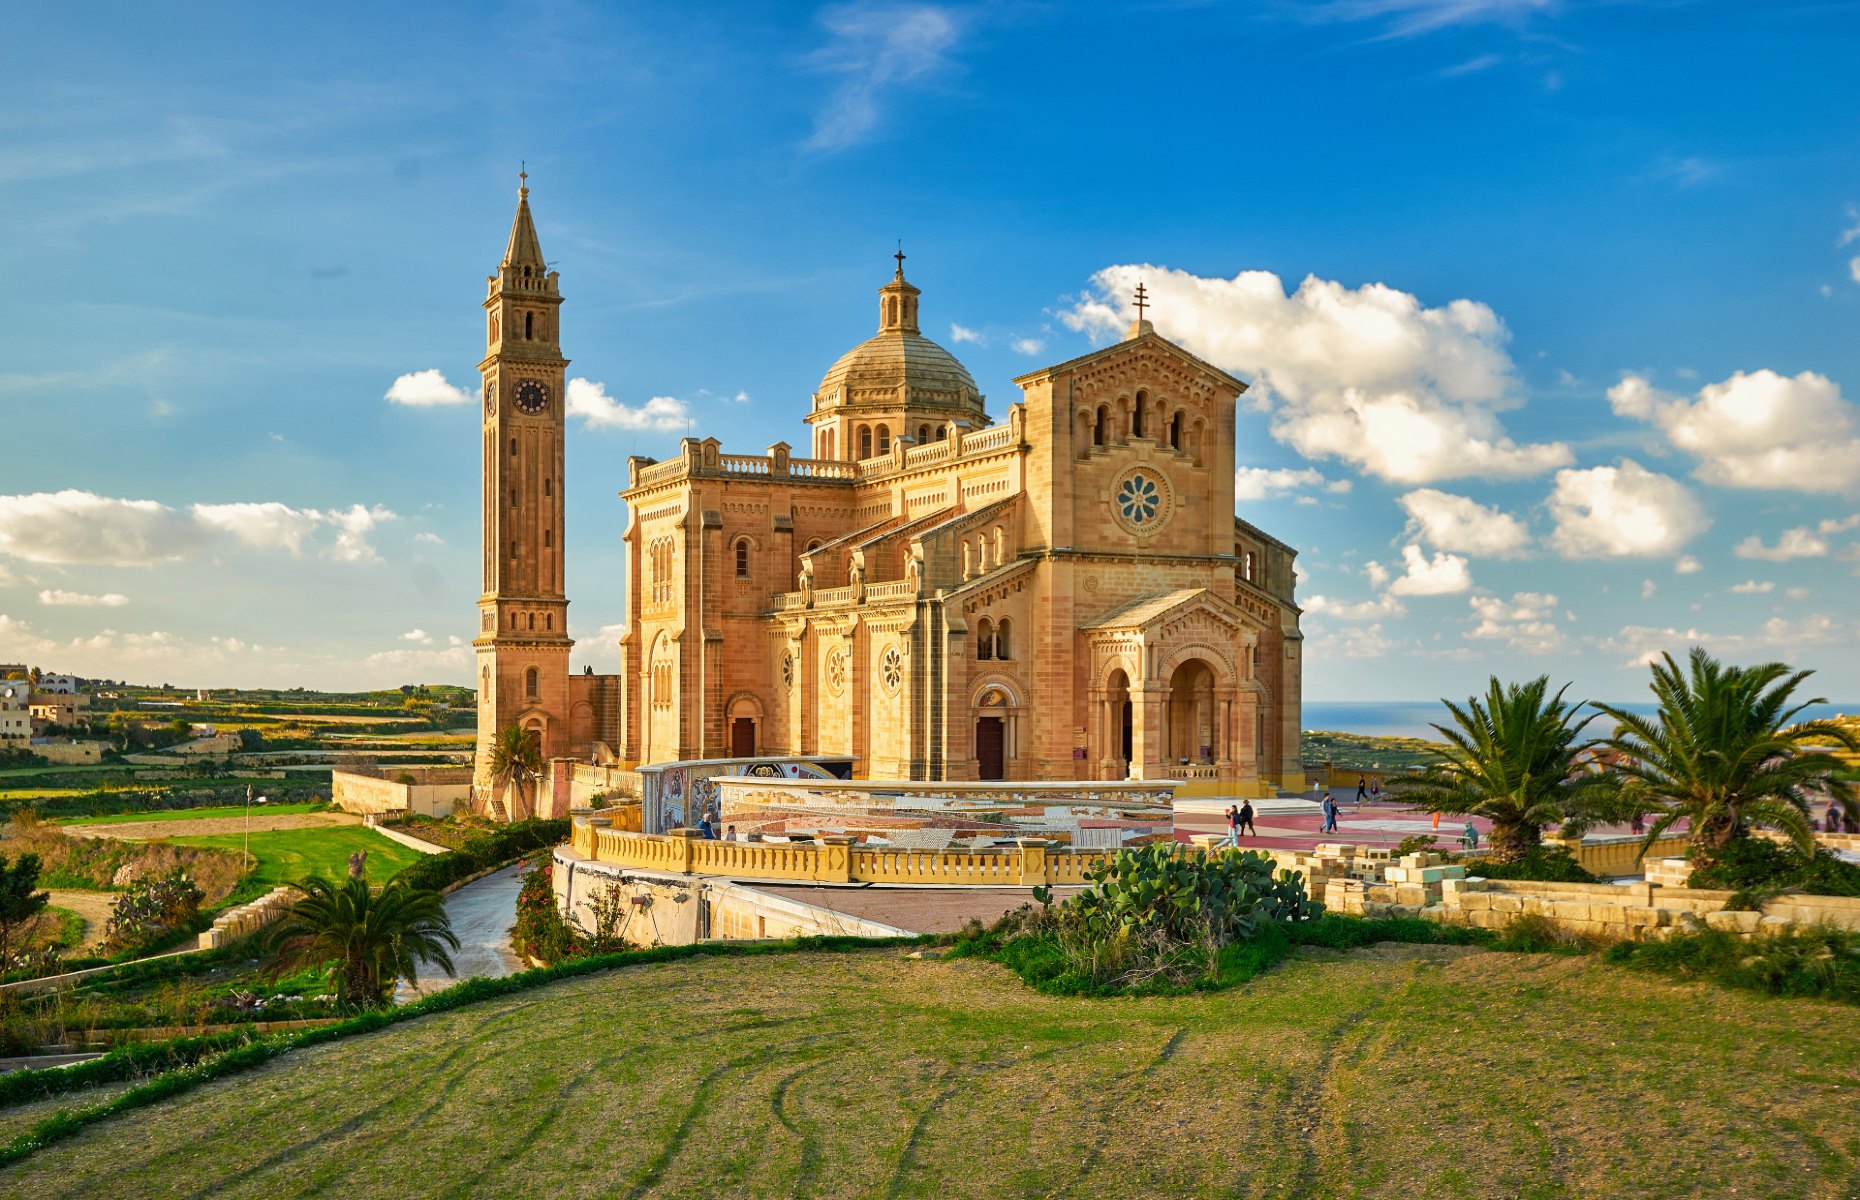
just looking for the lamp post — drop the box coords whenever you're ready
[243,784,265,870]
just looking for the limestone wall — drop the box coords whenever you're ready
[32,740,104,765]
[331,767,473,817]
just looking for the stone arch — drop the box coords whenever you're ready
[724,691,764,758]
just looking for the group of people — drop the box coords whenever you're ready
[1829,804,1856,835]
[1220,800,1257,845]
[694,811,738,841]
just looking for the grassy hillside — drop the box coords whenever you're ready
[4,946,1855,1198]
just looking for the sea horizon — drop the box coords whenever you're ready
[1303,699,1859,742]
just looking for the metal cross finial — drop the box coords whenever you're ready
[519,161,528,190]
[894,241,906,276]
[1134,281,1150,322]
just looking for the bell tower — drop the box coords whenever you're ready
[473,171,572,806]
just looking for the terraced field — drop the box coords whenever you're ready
[2,944,1856,1198]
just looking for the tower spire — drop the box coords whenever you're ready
[503,167,545,272]
[877,246,921,334]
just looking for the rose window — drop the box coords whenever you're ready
[881,646,903,692]
[826,648,847,694]
[1117,473,1161,525]
[780,652,794,687]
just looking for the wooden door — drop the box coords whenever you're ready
[976,717,1005,780]
[730,717,755,758]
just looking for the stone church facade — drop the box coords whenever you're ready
[474,183,1305,802]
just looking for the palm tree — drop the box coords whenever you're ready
[1595,647,1858,868]
[266,875,459,1008]
[1387,675,1603,863]
[486,723,542,821]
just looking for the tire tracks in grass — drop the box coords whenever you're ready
[883,1042,1081,1200]
[108,1000,546,1200]
[769,1059,831,1198]
[1275,978,1403,1200]
[1048,1026,1187,1199]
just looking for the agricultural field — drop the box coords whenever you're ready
[1301,730,1446,773]
[165,827,428,902]
[4,945,1855,1199]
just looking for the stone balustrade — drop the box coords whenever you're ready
[198,885,298,950]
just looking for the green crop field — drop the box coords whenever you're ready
[3,945,1855,1198]
[55,803,325,826]
[164,828,427,897]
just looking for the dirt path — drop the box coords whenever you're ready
[45,889,115,951]
[63,812,364,841]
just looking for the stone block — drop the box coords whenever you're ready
[1703,910,1762,934]
[1490,894,1523,914]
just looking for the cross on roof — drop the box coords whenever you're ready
[519,161,528,190]
[1134,282,1149,322]
[894,241,906,275]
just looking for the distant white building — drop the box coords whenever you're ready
[38,675,81,695]
[0,683,30,749]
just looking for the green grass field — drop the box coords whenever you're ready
[3,945,1855,1198]
[55,802,324,826]
[164,828,427,897]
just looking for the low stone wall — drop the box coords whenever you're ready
[198,886,298,949]
[552,850,912,947]
[32,740,104,765]
[332,767,473,818]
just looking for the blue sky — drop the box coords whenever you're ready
[2,0,1858,704]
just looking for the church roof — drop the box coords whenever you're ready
[1082,588,1242,632]
[1011,328,1247,394]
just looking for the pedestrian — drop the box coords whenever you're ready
[1462,820,1479,852]
[1369,779,1381,804]
[1239,799,1257,837]
[724,824,739,842]
[1320,792,1338,834]
[1356,775,1368,806]
[1219,803,1240,848]
[1630,811,1645,836]
[697,813,715,839]
[1830,803,1845,834]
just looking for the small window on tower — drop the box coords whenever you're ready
[877,425,891,454]
[544,530,552,548]
[735,538,750,578]
[525,312,533,340]
[510,438,517,456]
[525,667,539,697]
[544,478,551,497]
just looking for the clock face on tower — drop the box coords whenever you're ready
[513,379,551,415]
[483,380,497,415]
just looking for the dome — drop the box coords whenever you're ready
[815,329,982,413]
[811,260,985,421]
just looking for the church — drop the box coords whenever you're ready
[472,179,1305,809]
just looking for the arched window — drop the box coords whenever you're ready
[543,478,551,496]
[918,424,929,444]
[858,426,873,459]
[975,617,995,661]
[510,437,517,456]
[527,613,535,630]
[543,529,551,548]
[1094,406,1107,446]
[806,539,823,553]
[525,667,538,698]
[935,426,946,441]
[1243,551,1257,582]
[995,618,1011,660]
[545,614,552,630]
[877,424,891,454]
[524,312,533,340]
[734,537,751,578]
[993,525,1007,564]
[1133,390,1148,438]
[1169,411,1182,450]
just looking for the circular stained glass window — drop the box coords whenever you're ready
[1111,468,1173,534]
[780,652,794,688]
[826,648,847,694]
[881,646,903,692]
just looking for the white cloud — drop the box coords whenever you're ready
[1609,370,1860,494]
[1466,591,1566,654]
[0,490,393,567]
[385,368,474,407]
[1600,614,1847,668]
[400,628,434,644]
[1396,488,1530,558]
[1297,0,1553,37]
[1235,466,1351,502]
[413,532,445,546]
[1734,526,1834,561]
[38,589,128,607]
[1675,555,1702,575]
[804,3,961,152]
[566,378,691,432]
[1010,337,1044,356]
[362,643,473,673]
[1062,266,1571,484]
[1309,622,1402,659]
[1730,580,1775,594]
[1641,579,1657,600]
[1363,560,1391,588]
[1386,543,1473,596]
[1301,592,1405,620]
[1787,586,1812,600]
[949,323,981,344]
[1547,460,1709,559]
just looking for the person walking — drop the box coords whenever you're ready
[1320,792,1339,834]
[1238,799,1257,838]
[1355,776,1368,806]
[1220,803,1241,848]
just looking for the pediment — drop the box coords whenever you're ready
[1083,587,1249,637]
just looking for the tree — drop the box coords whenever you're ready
[1596,648,1859,868]
[486,724,543,821]
[1387,676,1604,863]
[0,853,50,965]
[265,875,459,1008]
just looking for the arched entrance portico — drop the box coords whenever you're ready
[971,682,1021,780]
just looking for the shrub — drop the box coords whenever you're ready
[1687,836,1860,898]
[1463,847,1598,884]
[104,870,204,955]
[395,819,569,893]
[510,855,576,964]
[1605,924,1860,1005]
